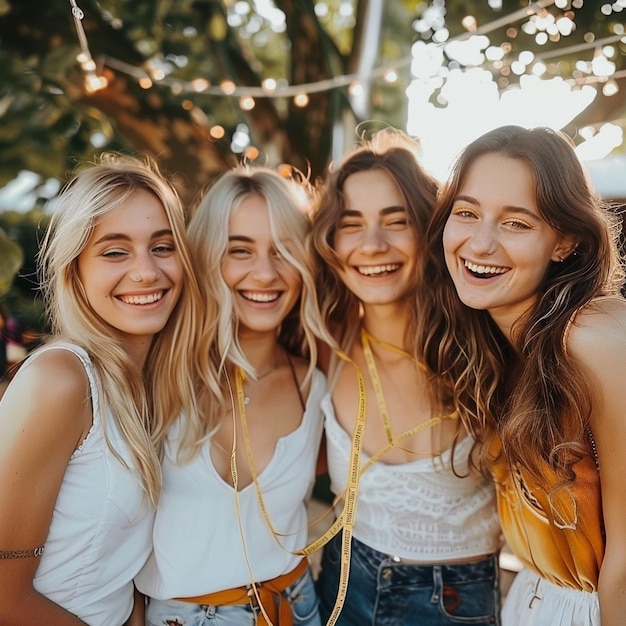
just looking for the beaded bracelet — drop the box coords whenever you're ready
[0,546,45,559]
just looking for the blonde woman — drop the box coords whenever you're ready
[0,154,201,624]
[137,166,332,626]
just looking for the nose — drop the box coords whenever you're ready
[130,254,161,283]
[252,252,279,283]
[468,221,498,256]
[360,225,389,254]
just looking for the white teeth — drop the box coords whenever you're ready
[357,264,400,276]
[119,291,164,305]
[241,291,279,302]
[464,260,508,275]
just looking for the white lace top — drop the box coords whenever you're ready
[323,392,502,562]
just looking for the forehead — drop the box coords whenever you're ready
[459,154,536,204]
[342,169,405,211]
[90,188,170,235]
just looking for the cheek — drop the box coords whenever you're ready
[220,258,236,289]
[287,272,303,300]
[442,220,454,250]
[332,233,351,264]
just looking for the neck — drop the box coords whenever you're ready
[122,336,152,370]
[237,330,284,375]
[361,302,410,351]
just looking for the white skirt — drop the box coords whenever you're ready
[503,568,599,626]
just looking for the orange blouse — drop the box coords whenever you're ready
[490,437,604,592]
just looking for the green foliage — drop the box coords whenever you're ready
[0,210,49,333]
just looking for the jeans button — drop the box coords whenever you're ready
[381,567,393,580]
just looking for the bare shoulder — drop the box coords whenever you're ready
[567,297,626,367]
[0,346,92,448]
[8,347,89,400]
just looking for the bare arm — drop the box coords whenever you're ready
[569,301,626,626]
[0,350,91,625]
[123,587,146,626]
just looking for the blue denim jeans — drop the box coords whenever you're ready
[317,534,501,626]
[146,568,320,626]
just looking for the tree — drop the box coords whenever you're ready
[1,0,624,208]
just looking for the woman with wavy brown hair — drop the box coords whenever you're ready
[422,124,626,625]
[312,128,502,626]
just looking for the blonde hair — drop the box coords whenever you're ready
[183,165,333,460]
[39,153,202,505]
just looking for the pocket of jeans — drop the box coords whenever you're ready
[286,570,321,624]
[437,575,499,624]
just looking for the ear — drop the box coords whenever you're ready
[551,236,579,263]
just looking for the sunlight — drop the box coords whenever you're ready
[407,64,622,183]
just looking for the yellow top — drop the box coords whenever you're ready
[490,437,604,592]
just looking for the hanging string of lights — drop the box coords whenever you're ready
[69,0,623,103]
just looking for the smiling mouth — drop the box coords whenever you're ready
[240,291,280,303]
[464,260,509,279]
[118,291,164,305]
[356,264,400,277]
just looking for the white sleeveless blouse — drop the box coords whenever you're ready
[323,392,502,562]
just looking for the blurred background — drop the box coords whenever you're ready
[1,0,625,376]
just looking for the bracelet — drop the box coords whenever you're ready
[0,546,45,559]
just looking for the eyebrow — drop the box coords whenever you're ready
[340,205,406,217]
[228,235,254,243]
[453,195,538,218]
[93,229,173,245]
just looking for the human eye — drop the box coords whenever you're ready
[228,245,251,257]
[503,218,532,230]
[152,240,176,255]
[385,213,409,229]
[450,205,478,220]
[101,248,128,259]
[337,214,362,230]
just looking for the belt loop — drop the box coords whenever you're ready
[431,565,443,604]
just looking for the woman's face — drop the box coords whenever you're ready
[77,188,183,350]
[442,152,572,337]
[333,169,418,308]
[221,194,302,336]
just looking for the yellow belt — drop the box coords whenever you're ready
[176,557,308,626]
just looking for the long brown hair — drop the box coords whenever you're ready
[421,125,624,485]
[312,127,440,355]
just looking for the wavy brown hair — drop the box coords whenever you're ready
[420,125,625,486]
[312,128,440,357]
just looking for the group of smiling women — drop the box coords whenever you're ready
[0,123,624,626]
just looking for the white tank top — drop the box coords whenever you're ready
[28,343,155,625]
[136,368,327,600]
[323,392,502,562]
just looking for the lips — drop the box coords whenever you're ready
[356,263,400,276]
[464,259,509,278]
[240,290,280,302]
[118,291,165,305]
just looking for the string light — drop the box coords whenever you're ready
[69,0,108,93]
[68,0,624,110]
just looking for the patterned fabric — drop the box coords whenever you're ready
[490,437,604,591]
[323,393,502,562]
